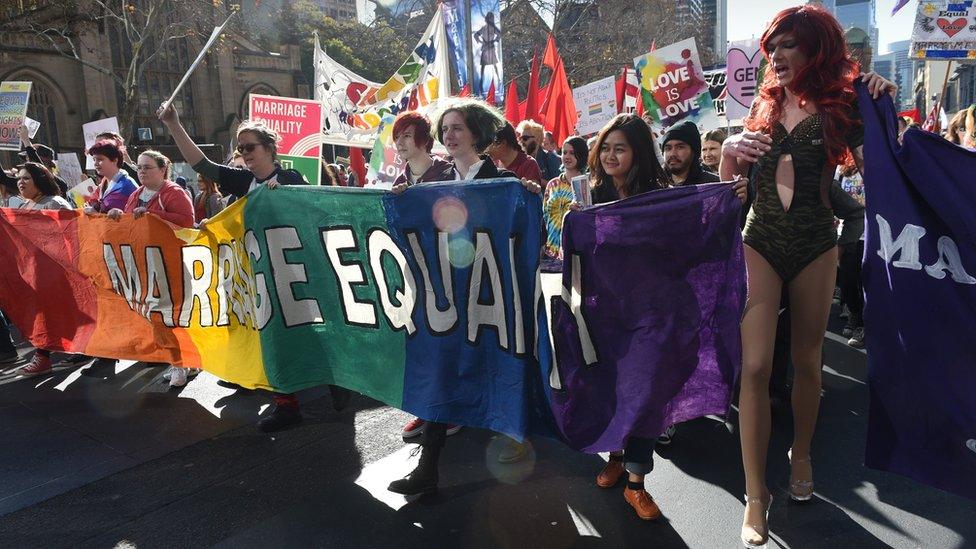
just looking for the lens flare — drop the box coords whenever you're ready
[433,196,468,234]
[448,233,475,268]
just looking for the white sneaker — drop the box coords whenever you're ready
[162,366,174,381]
[168,367,188,387]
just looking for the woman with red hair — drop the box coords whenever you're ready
[719,5,895,547]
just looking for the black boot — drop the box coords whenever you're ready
[388,445,441,496]
[258,404,303,432]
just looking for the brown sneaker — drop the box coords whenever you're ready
[596,459,625,488]
[623,487,661,520]
[19,354,52,377]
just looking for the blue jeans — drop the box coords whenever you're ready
[623,436,656,475]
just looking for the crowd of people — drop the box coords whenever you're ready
[2,4,950,547]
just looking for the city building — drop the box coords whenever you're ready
[888,39,917,110]
[702,0,728,55]
[0,4,306,163]
[833,0,878,62]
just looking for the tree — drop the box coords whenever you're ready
[0,0,225,140]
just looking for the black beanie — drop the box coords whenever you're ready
[662,120,701,157]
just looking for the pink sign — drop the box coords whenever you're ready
[725,39,763,121]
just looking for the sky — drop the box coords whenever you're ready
[728,0,917,53]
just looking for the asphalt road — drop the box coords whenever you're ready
[1,305,973,548]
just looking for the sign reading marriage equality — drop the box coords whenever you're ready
[634,38,714,130]
[910,0,976,59]
[249,94,324,186]
[0,81,32,151]
[858,83,976,502]
[549,183,746,452]
[0,180,555,441]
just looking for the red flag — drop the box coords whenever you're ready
[504,80,521,124]
[898,108,922,124]
[523,51,543,123]
[349,147,367,187]
[636,89,645,118]
[615,68,627,114]
[459,84,471,98]
[540,34,577,147]
[486,80,496,106]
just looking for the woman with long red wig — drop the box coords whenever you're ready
[719,5,895,548]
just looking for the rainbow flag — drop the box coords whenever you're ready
[0,180,555,440]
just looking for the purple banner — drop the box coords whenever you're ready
[860,83,976,501]
[549,183,745,452]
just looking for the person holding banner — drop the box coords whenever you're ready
[718,5,895,547]
[85,140,138,214]
[108,150,195,229]
[388,98,541,497]
[158,102,353,430]
[14,163,74,376]
[586,113,747,520]
[389,112,453,192]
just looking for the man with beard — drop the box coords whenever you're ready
[516,120,561,181]
[661,120,720,186]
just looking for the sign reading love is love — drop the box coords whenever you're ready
[724,39,764,121]
[634,38,715,129]
[910,1,976,59]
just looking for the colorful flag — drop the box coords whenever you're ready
[0,180,555,441]
[858,83,976,502]
[549,183,746,452]
[313,11,451,148]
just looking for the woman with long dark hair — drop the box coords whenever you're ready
[14,163,74,377]
[719,6,895,547]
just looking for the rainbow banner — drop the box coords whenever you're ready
[0,180,555,439]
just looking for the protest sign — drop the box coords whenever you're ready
[0,180,554,441]
[0,81,32,151]
[82,117,119,169]
[725,38,763,120]
[910,1,976,59]
[56,152,85,187]
[470,0,505,100]
[249,94,324,185]
[572,76,617,136]
[66,178,98,209]
[24,116,40,139]
[441,1,469,92]
[634,38,714,129]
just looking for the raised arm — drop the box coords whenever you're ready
[157,103,205,167]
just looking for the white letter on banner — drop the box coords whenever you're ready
[509,236,525,354]
[245,231,272,330]
[178,245,215,327]
[559,254,597,366]
[322,228,378,327]
[215,244,236,327]
[368,229,418,334]
[925,236,976,284]
[265,227,323,327]
[144,247,175,327]
[407,231,457,333]
[103,244,141,310]
[876,214,925,270]
[467,231,508,350]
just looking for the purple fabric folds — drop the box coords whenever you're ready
[549,182,746,452]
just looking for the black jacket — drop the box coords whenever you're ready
[428,155,517,181]
[673,161,721,186]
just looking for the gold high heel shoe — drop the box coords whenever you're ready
[788,449,814,502]
[741,492,772,548]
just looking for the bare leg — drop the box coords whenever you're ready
[786,247,838,494]
[739,245,782,542]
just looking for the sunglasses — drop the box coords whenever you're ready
[236,143,261,154]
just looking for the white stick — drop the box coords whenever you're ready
[162,13,235,111]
